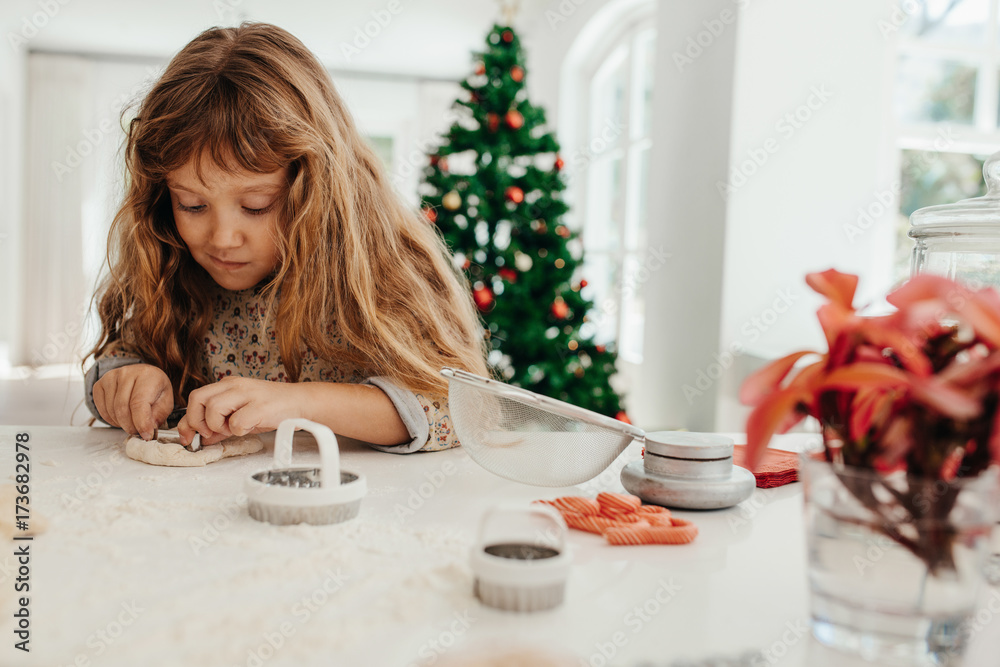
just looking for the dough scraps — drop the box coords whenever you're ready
[124,432,263,467]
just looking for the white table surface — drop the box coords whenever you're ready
[0,426,997,667]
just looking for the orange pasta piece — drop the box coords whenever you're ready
[553,496,602,516]
[596,492,642,515]
[604,519,699,546]
[644,513,674,527]
[635,504,669,514]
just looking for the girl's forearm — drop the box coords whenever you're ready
[299,382,410,446]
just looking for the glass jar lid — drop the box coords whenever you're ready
[910,150,1000,234]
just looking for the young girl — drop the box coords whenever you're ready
[84,22,489,453]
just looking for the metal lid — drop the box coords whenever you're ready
[644,431,734,460]
[910,150,1000,235]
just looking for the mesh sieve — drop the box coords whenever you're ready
[442,368,645,487]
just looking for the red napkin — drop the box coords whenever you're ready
[733,445,799,488]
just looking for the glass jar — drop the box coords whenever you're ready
[910,150,1000,288]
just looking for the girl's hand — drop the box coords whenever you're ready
[177,377,307,447]
[93,364,174,440]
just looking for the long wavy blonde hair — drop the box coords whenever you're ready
[89,22,488,404]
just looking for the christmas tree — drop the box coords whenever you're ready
[420,23,628,419]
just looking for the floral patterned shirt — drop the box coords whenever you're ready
[84,284,459,453]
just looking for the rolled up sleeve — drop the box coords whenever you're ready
[363,376,458,453]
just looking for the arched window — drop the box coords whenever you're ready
[565,9,656,392]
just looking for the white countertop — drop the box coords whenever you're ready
[0,426,997,667]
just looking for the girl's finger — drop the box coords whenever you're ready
[131,376,167,440]
[227,405,264,437]
[176,415,198,446]
[92,379,116,427]
[184,383,228,439]
[113,374,139,436]
[202,390,250,434]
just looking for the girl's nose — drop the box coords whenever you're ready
[208,213,243,248]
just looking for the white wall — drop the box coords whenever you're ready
[714,0,898,431]
[0,14,27,372]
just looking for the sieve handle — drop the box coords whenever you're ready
[273,419,341,488]
[477,503,568,552]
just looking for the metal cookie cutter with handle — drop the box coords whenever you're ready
[471,503,572,612]
[245,418,366,525]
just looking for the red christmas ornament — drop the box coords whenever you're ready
[580,279,588,288]
[505,109,524,129]
[505,186,524,204]
[498,267,518,283]
[551,297,569,320]
[615,411,631,424]
[473,285,494,311]
[429,154,440,167]
[439,158,449,172]
[596,344,606,353]
[554,156,564,171]
[556,225,570,238]
[487,113,499,132]
[422,207,437,223]
[502,29,514,43]
[462,258,471,270]
[475,62,485,75]
[510,65,524,82]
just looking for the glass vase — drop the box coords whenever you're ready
[801,456,1000,665]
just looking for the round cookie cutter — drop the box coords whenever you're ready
[471,503,572,612]
[620,431,755,510]
[245,419,366,525]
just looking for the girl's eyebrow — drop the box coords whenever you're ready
[165,180,283,195]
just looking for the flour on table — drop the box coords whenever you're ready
[124,432,263,467]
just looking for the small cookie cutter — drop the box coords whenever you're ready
[245,419,366,526]
[146,429,201,452]
[621,431,755,510]
[471,503,571,612]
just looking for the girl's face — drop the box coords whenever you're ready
[167,154,286,291]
